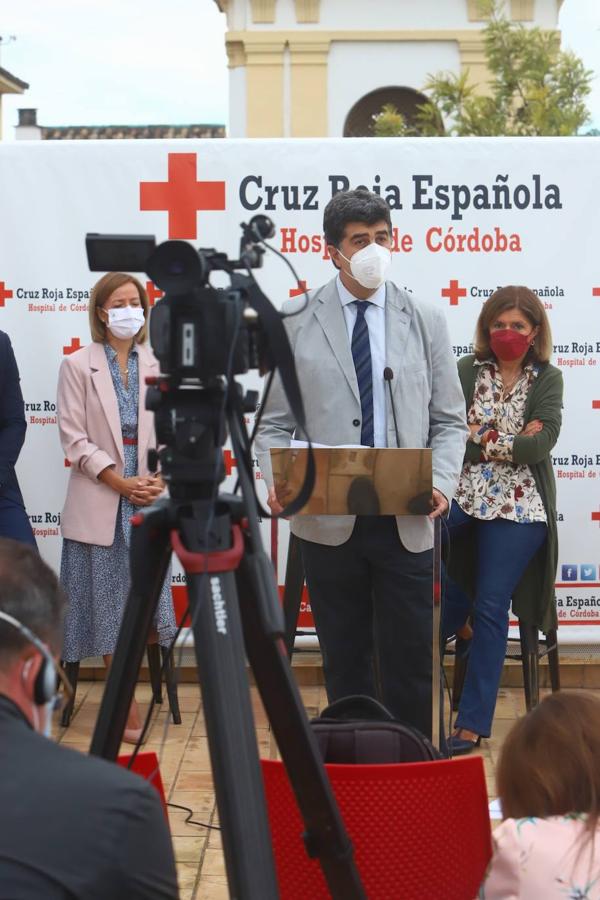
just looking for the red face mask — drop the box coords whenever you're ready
[489,329,532,361]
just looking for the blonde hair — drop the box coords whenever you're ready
[474,285,553,364]
[88,272,149,344]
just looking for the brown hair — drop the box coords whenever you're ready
[0,539,66,662]
[474,285,553,364]
[497,692,600,841]
[88,272,149,344]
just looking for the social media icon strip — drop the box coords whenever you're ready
[561,565,578,581]
[580,565,597,581]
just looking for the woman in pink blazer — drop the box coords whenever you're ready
[57,272,176,742]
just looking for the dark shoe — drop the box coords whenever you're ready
[455,635,472,661]
[447,733,482,756]
[456,622,473,641]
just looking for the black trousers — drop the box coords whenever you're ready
[0,498,37,548]
[300,516,434,738]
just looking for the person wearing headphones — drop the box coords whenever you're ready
[0,538,179,899]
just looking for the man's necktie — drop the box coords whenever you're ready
[351,301,374,447]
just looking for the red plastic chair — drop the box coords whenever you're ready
[117,751,169,820]
[261,756,492,900]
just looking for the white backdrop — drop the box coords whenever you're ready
[0,137,598,639]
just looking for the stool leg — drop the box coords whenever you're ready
[546,627,560,693]
[520,623,539,711]
[529,627,540,710]
[60,661,80,727]
[147,643,163,704]
[519,624,532,711]
[451,644,468,712]
[161,645,182,725]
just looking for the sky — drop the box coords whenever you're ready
[1,0,599,138]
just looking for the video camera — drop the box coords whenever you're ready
[85,216,311,504]
[86,214,276,384]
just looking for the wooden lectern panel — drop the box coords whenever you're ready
[270,448,432,516]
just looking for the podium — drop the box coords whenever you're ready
[270,447,443,751]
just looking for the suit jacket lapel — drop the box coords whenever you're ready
[89,342,124,464]
[314,279,360,403]
[137,344,158,464]
[384,285,412,397]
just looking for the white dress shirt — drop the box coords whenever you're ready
[336,275,388,448]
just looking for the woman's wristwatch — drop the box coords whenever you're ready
[470,424,490,446]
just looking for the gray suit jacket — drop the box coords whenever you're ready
[254,277,468,552]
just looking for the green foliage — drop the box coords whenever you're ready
[375,1,592,137]
[371,104,411,137]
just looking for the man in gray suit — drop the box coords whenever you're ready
[255,189,467,737]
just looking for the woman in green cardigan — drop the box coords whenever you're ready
[445,286,563,755]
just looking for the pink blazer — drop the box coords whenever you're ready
[57,341,160,546]
[480,815,600,898]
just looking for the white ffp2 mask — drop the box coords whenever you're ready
[339,243,392,290]
[107,307,145,340]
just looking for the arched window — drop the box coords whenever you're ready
[343,86,432,137]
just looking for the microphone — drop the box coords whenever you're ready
[383,367,401,448]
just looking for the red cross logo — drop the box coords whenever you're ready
[223,450,237,476]
[139,153,226,240]
[441,279,467,306]
[0,281,14,308]
[289,280,309,298]
[63,337,82,355]
[593,287,600,298]
[146,281,164,307]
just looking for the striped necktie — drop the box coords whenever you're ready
[351,301,374,447]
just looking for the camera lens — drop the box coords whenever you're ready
[147,240,203,292]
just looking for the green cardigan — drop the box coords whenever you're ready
[448,355,563,633]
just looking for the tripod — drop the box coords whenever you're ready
[89,388,365,898]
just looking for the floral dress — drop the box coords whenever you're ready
[455,359,547,524]
[479,815,600,899]
[60,344,176,661]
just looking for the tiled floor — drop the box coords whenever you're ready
[54,679,559,899]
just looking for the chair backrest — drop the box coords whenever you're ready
[261,756,492,900]
[117,751,168,820]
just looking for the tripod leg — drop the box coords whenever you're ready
[226,404,365,898]
[237,551,366,899]
[90,502,172,760]
[185,568,279,900]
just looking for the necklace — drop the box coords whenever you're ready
[500,370,522,397]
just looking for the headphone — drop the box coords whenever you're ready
[0,610,59,705]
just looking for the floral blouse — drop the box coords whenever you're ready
[455,360,547,524]
[479,815,600,899]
